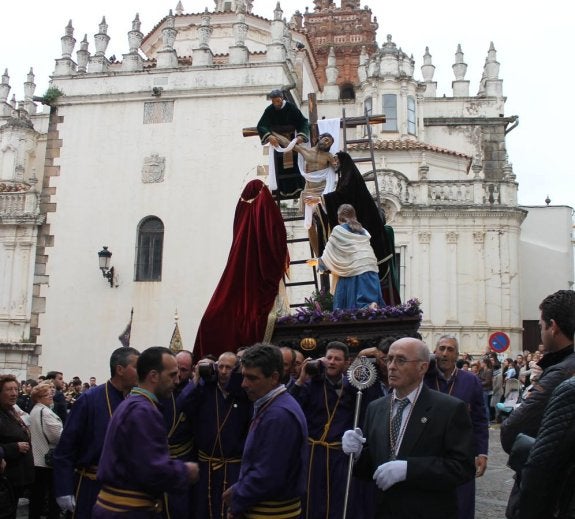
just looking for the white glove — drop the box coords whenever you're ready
[373,460,407,491]
[56,495,76,512]
[342,427,366,457]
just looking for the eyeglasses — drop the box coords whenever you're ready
[384,356,423,367]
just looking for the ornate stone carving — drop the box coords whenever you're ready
[142,154,166,183]
[446,231,458,244]
[473,231,485,244]
[418,231,431,244]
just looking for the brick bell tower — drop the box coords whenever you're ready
[303,0,378,98]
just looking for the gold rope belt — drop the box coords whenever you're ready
[245,498,302,519]
[95,485,163,513]
[198,450,241,471]
[75,465,98,481]
[308,438,342,449]
[169,438,194,459]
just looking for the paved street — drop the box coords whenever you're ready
[476,425,515,518]
[17,426,512,518]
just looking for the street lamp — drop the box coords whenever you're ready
[97,246,115,287]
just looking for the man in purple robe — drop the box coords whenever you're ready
[289,341,381,519]
[53,346,140,518]
[93,347,199,518]
[222,343,308,518]
[424,335,489,519]
[178,351,251,519]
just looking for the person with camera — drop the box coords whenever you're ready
[289,341,381,519]
[178,351,251,519]
[29,382,63,519]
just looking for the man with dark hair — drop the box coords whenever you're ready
[53,347,140,517]
[501,289,575,518]
[289,341,381,518]
[257,89,310,197]
[425,334,488,519]
[16,379,37,414]
[342,338,475,519]
[223,343,308,518]
[46,371,67,424]
[93,347,199,517]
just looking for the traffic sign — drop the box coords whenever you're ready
[489,331,510,353]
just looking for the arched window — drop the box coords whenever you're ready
[135,216,164,281]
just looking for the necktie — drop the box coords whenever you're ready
[390,398,410,458]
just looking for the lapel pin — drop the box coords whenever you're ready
[421,417,428,423]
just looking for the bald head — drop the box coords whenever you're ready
[387,338,430,398]
[217,352,237,386]
[176,350,193,383]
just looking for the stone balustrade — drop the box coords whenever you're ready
[0,190,39,216]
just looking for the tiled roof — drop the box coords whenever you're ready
[348,139,472,160]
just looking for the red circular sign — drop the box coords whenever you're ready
[489,332,510,353]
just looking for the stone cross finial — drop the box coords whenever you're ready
[175,1,184,15]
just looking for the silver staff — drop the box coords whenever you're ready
[342,355,378,519]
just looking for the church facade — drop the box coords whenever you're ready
[0,0,572,379]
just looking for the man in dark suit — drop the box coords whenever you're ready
[343,337,475,519]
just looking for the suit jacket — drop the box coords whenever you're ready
[355,385,475,519]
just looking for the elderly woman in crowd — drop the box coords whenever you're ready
[29,382,63,519]
[0,374,34,519]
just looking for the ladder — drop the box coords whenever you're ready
[341,106,382,208]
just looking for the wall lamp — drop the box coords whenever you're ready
[97,246,116,287]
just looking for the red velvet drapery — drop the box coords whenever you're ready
[193,180,288,362]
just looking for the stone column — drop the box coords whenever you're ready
[446,231,459,324]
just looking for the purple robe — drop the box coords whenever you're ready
[160,392,195,519]
[179,374,251,518]
[53,381,125,519]
[92,390,190,518]
[229,390,308,517]
[289,375,381,519]
[425,368,489,519]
